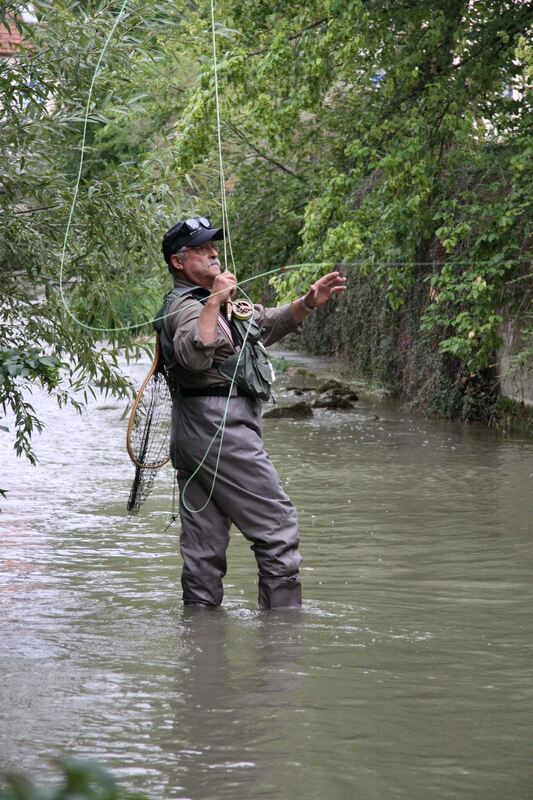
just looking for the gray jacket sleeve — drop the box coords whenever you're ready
[253,303,300,346]
[166,297,228,373]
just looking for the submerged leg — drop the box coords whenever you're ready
[177,468,231,607]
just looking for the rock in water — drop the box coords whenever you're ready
[263,402,314,419]
[313,380,359,409]
[316,379,358,399]
[313,394,355,409]
[316,378,343,393]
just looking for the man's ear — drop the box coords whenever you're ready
[170,254,183,271]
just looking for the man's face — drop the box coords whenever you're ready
[172,241,221,288]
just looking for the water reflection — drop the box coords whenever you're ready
[156,609,305,799]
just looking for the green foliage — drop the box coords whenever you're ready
[207,0,532,419]
[1,0,532,471]
[0,758,148,800]
[0,0,209,464]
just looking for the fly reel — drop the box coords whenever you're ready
[232,298,254,320]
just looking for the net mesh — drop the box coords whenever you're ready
[127,367,173,515]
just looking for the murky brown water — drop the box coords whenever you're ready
[1,351,532,799]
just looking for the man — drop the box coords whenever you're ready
[156,216,346,610]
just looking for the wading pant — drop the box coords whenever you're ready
[172,394,302,609]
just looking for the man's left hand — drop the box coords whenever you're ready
[304,270,347,309]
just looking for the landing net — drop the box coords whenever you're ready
[126,339,173,515]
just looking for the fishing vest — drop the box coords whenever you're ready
[153,286,274,401]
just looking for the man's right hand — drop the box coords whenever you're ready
[199,273,237,345]
[209,272,237,305]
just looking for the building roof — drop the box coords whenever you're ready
[0,6,36,57]
[0,20,23,57]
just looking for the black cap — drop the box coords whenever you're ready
[162,217,224,265]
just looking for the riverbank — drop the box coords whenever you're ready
[291,270,532,437]
[271,335,533,438]
[270,347,388,397]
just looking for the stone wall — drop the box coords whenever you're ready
[498,317,533,407]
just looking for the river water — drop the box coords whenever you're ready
[1,351,532,800]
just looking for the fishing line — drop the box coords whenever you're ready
[56,2,528,522]
[55,3,527,336]
[178,286,257,514]
[53,0,245,520]
[210,0,230,274]
[59,0,129,330]
[177,0,241,515]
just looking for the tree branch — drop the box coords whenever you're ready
[225,122,306,181]
[249,18,329,57]
[12,204,61,214]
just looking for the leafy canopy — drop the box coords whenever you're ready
[1,0,532,472]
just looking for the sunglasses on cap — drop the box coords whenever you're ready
[180,216,212,233]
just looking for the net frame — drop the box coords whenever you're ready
[126,337,174,516]
[126,337,173,470]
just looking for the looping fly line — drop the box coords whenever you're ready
[61,2,526,524]
[59,0,241,336]
[56,2,517,338]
